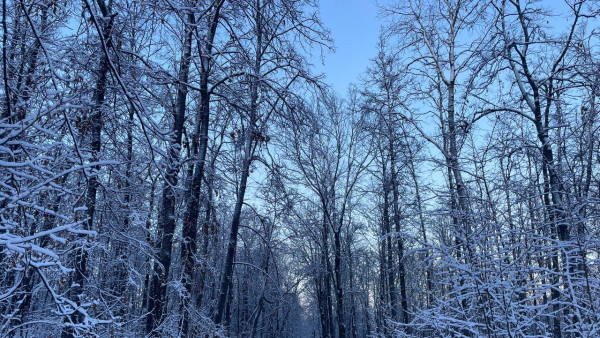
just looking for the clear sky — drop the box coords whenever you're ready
[316,0,381,94]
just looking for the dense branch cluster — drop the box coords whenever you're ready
[1,0,599,337]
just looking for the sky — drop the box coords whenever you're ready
[315,0,381,94]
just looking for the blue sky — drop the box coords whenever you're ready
[316,0,381,94]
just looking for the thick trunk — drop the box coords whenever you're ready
[179,76,209,337]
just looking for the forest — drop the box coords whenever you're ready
[1,0,599,337]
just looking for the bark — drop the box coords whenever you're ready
[195,177,214,308]
[179,1,224,334]
[389,137,409,325]
[249,249,271,337]
[447,80,470,238]
[503,1,587,332]
[12,3,46,116]
[63,1,113,335]
[316,216,334,338]
[505,0,581,243]
[116,107,135,319]
[144,11,194,335]
[333,228,346,338]
[7,2,48,326]
[18,175,67,330]
[377,233,386,335]
[214,0,263,327]
[213,133,253,326]
[405,136,432,306]
[382,159,397,323]
[347,231,357,338]
[2,0,10,119]
[141,174,157,317]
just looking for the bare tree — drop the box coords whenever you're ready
[213,0,328,330]
[145,3,195,334]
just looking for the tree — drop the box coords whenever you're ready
[2,1,600,337]
[178,1,225,335]
[213,0,328,330]
[283,91,371,337]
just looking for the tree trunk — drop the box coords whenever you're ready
[333,229,346,338]
[179,2,223,334]
[213,119,254,327]
[2,0,11,119]
[382,159,397,323]
[406,139,432,306]
[214,0,263,327]
[144,11,194,335]
[389,137,409,326]
[63,2,113,335]
[195,177,214,308]
[116,106,135,319]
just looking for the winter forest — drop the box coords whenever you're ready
[2,0,600,336]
